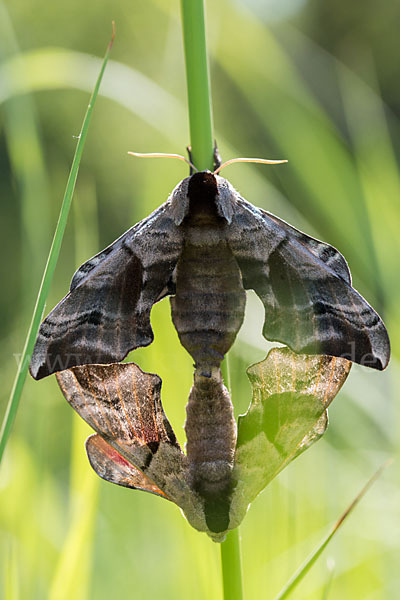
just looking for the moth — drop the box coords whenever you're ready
[31,150,388,539]
[30,154,390,380]
[56,347,351,541]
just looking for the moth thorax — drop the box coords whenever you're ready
[185,368,237,501]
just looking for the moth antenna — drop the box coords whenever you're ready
[214,157,288,175]
[128,152,198,172]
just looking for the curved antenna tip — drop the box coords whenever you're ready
[128,152,198,172]
[214,157,288,175]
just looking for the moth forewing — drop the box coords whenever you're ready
[30,202,184,380]
[224,190,390,370]
[55,363,185,492]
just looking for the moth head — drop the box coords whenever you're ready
[187,170,239,225]
[187,170,218,203]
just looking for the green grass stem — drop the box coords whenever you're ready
[180,0,214,171]
[274,460,391,600]
[180,1,243,596]
[220,528,244,600]
[0,25,115,465]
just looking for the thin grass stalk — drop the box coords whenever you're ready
[180,0,214,171]
[180,1,243,597]
[0,25,115,464]
[220,528,244,600]
[274,461,391,600]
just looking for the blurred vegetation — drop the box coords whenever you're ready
[0,0,399,598]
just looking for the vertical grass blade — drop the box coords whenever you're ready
[274,461,391,600]
[220,529,244,600]
[180,1,243,595]
[0,24,116,464]
[180,0,214,170]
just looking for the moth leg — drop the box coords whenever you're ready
[213,142,222,171]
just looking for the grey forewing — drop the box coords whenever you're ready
[69,202,173,290]
[30,202,183,379]
[226,193,390,370]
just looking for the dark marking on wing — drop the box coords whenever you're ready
[260,209,351,284]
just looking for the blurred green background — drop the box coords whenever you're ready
[0,0,399,598]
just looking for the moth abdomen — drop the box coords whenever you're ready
[171,237,246,370]
[185,367,237,532]
[185,367,236,491]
